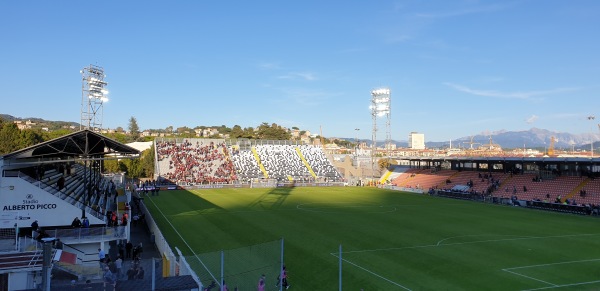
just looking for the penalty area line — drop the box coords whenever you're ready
[331,253,412,290]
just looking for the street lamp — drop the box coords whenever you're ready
[588,116,595,158]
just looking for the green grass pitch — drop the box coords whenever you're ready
[144,187,600,290]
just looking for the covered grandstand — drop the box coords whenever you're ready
[384,156,600,214]
[0,130,140,290]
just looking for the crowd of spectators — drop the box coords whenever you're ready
[229,146,264,181]
[298,145,343,182]
[156,140,343,184]
[255,145,312,182]
[157,140,237,185]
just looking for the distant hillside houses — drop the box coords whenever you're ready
[13,119,36,130]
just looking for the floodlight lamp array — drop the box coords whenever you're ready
[371,88,390,95]
[370,87,391,115]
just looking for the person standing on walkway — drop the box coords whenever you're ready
[30,220,39,237]
[137,266,145,280]
[98,248,106,268]
[126,241,133,259]
[115,256,123,279]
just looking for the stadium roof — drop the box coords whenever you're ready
[0,129,140,167]
[398,156,600,164]
[126,141,153,152]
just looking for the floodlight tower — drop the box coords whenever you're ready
[80,65,109,131]
[370,88,391,178]
[589,115,596,157]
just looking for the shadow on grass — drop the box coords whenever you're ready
[147,189,225,217]
[247,186,295,209]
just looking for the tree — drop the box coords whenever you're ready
[230,125,244,139]
[217,125,231,134]
[104,132,129,144]
[128,116,140,142]
[140,146,155,178]
[44,128,74,140]
[378,158,396,171]
[176,126,192,134]
[256,122,291,140]
[0,122,21,155]
[18,129,44,149]
[243,127,255,139]
[122,158,143,178]
[103,159,126,173]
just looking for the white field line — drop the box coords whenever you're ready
[331,253,412,291]
[504,258,600,270]
[521,280,600,291]
[340,233,600,255]
[502,258,600,289]
[333,233,600,290]
[147,196,219,285]
[435,234,534,246]
[502,269,557,287]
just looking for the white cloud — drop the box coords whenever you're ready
[444,82,580,100]
[525,115,539,124]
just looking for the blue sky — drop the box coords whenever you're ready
[1,1,599,142]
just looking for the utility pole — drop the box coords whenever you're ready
[588,116,595,158]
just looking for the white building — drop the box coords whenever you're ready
[408,132,425,150]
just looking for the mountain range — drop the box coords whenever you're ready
[370,128,599,150]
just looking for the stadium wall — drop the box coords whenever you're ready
[0,177,104,228]
[138,192,202,289]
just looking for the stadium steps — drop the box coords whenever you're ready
[295,147,317,178]
[496,175,514,194]
[54,261,101,280]
[251,147,269,178]
[392,169,422,187]
[437,171,461,188]
[379,170,393,184]
[385,169,403,184]
[563,178,590,203]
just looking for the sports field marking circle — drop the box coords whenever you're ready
[296,202,397,214]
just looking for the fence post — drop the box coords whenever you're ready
[220,250,225,291]
[152,257,156,291]
[280,238,284,291]
[339,244,342,291]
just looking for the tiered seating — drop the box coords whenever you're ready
[229,147,263,181]
[390,168,422,187]
[156,139,236,184]
[444,172,509,194]
[255,145,311,182]
[298,145,343,181]
[19,163,108,220]
[572,179,600,205]
[395,169,455,190]
[494,174,586,202]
